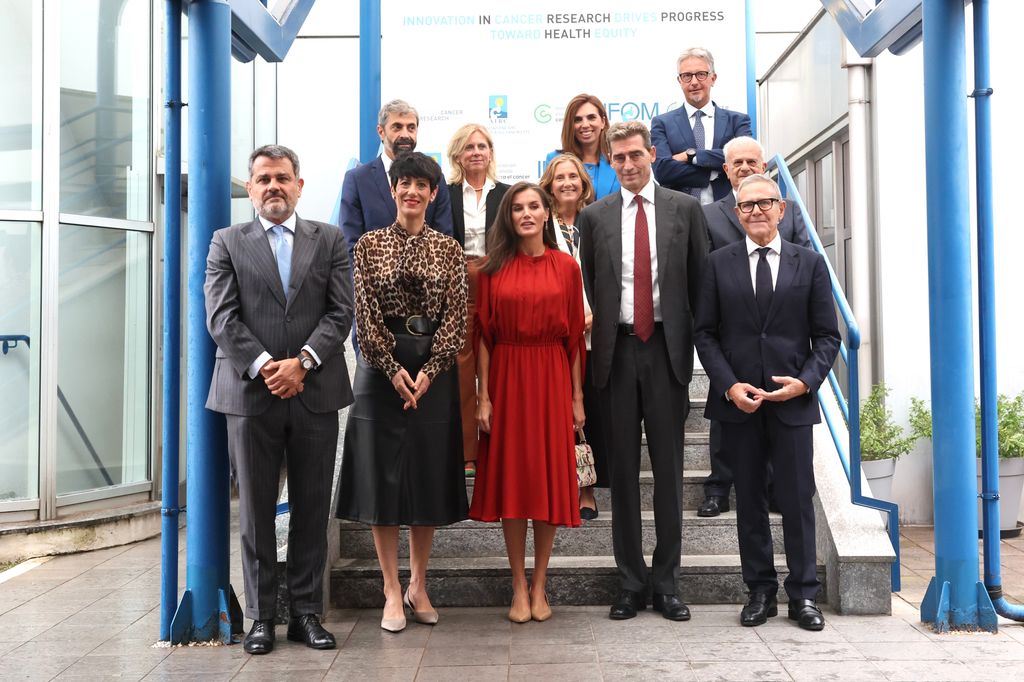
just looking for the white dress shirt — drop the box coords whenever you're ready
[618,181,662,324]
[745,232,782,292]
[682,100,718,206]
[461,179,494,257]
[246,212,321,378]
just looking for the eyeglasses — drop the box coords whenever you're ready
[736,198,781,213]
[677,71,711,83]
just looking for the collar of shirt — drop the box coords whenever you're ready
[682,100,715,122]
[620,180,657,208]
[462,178,495,197]
[745,232,783,257]
[258,213,297,234]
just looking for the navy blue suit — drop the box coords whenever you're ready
[651,104,752,201]
[339,156,454,259]
[694,239,839,600]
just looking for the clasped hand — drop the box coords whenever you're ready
[392,368,430,410]
[727,376,808,414]
[261,358,305,399]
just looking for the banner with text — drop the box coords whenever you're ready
[382,1,748,182]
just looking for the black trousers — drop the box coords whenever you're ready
[226,399,339,620]
[704,420,775,501]
[601,327,687,595]
[722,408,819,601]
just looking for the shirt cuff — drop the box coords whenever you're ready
[302,344,321,368]
[248,351,272,379]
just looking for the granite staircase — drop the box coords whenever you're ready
[328,368,852,610]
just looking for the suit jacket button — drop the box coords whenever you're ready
[760,332,767,339]
[286,315,293,323]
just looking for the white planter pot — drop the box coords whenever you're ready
[862,457,897,502]
[976,457,1024,533]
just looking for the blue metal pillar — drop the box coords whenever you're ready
[918,0,996,632]
[744,0,757,138]
[160,0,183,642]
[170,0,238,644]
[359,0,382,163]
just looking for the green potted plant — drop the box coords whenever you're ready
[910,392,1024,534]
[859,383,920,502]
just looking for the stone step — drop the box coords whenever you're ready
[337,511,783,560]
[690,370,710,401]
[630,433,711,471]
[330,554,825,608]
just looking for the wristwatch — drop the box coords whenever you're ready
[685,148,697,164]
[298,351,316,371]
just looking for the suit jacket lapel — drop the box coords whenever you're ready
[605,196,623,292]
[670,107,695,148]
[765,243,799,327]
[371,157,393,209]
[711,103,728,146]
[287,217,318,310]
[241,220,287,308]
[728,243,760,324]
[718,193,746,241]
[653,189,672,295]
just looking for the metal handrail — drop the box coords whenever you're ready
[769,155,901,592]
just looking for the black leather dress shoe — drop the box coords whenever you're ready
[653,593,691,621]
[788,599,825,631]
[609,590,646,620]
[697,495,729,517]
[287,614,337,649]
[740,592,778,626]
[243,619,275,655]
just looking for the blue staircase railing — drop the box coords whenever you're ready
[769,155,901,592]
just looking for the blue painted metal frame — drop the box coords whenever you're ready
[744,0,757,138]
[183,0,318,62]
[770,156,901,592]
[821,0,923,57]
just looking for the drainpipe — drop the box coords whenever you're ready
[918,0,996,633]
[359,0,381,163]
[973,0,1024,622]
[159,0,183,643]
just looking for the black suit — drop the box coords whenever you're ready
[579,185,708,595]
[694,239,839,600]
[701,193,811,499]
[447,181,510,249]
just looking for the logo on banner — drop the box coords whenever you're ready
[425,152,443,167]
[534,104,552,124]
[489,95,508,121]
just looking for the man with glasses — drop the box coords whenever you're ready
[697,136,811,519]
[651,47,751,204]
[694,175,839,631]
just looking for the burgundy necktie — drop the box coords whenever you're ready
[633,196,654,342]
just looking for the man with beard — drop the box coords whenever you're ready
[205,145,354,654]
[340,99,454,258]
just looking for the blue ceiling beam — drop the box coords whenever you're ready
[183,0,317,62]
[821,0,923,57]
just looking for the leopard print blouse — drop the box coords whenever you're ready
[353,222,468,380]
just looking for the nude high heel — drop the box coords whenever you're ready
[403,590,439,625]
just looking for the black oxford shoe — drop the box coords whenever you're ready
[609,589,646,620]
[740,592,778,626]
[243,619,275,655]
[653,593,691,621]
[697,495,729,517]
[788,599,825,631]
[287,613,337,649]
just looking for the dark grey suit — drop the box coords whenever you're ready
[205,216,354,620]
[701,193,811,499]
[578,185,708,595]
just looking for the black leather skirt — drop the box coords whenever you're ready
[336,330,468,526]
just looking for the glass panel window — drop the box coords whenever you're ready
[0,222,42,501]
[57,225,150,495]
[0,1,42,210]
[60,0,151,220]
[815,152,837,272]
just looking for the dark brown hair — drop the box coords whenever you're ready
[481,182,558,275]
[558,94,611,162]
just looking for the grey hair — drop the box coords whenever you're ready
[723,136,766,162]
[249,144,300,178]
[676,47,716,74]
[606,121,651,148]
[377,99,419,128]
[737,174,781,198]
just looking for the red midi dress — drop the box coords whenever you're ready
[469,249,586,527]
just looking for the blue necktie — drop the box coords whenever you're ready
[272,224,291,300]
[689,110,705,199]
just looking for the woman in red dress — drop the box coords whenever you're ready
[469,182,586,623]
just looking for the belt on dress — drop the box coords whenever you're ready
[618,321,664,336]
[384,315,439,337]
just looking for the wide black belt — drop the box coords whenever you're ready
[384,315,440,337]
[618,321,664,336]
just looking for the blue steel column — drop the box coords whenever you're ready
[170,0,236,643]
[918,0,996,632]
[160,0,183,642]
[743,0,757,138]
[359,0,382,162]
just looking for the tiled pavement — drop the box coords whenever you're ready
[3,527,1024,681]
